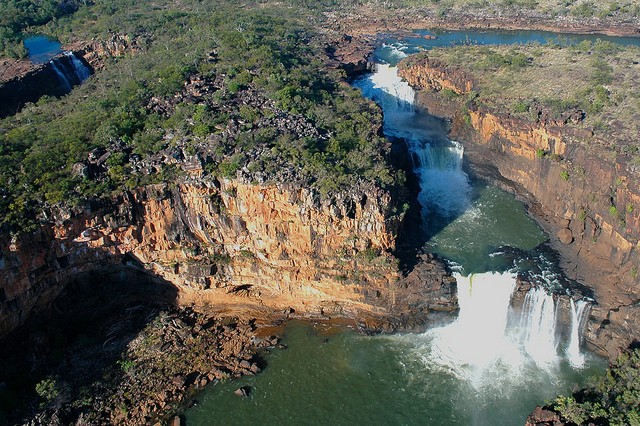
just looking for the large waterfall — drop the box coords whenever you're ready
[354,64,592,385]
[49,51,92,93]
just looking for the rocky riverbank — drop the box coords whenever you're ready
[397,45,640,360]
[0,269,283,425]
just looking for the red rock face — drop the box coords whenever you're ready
[401,60,640,360]
[0,180,457,339]
[399,56,475,95]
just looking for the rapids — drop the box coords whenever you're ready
[183,29,617,425]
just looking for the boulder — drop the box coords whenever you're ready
[234,386,251,397]
[556,228,574,245]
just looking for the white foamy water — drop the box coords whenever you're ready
[354,64,472,218]
[423,272,523,380]
[567,299,591,368]
[356,64,592,392]
[519,286,560,367]
[380,42,410,61]
[410,272,592,392]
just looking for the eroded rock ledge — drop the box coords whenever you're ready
[0,177,457,341]
[398,58,640,359]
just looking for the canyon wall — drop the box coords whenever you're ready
[399,59,640,359]
[0,178,457,339]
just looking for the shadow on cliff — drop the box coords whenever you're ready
[0,260,178,425]
[388,103,477,272]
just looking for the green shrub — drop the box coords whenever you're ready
[560,170,570,181]
[609,205,619,217]
[552,348,640,425]
[35,377,60,403]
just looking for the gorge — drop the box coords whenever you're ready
[184,30,634,424]
[1,2,640,424]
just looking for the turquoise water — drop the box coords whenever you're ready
[376,28,640,65]
[425,184,547,274]
[23,35,62,64]
[184,321,604,426]
[182,29,627,425]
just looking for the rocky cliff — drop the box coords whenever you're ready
[0,177,457,339]
[398,58,640,359]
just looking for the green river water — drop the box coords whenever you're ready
[182,29,630,425]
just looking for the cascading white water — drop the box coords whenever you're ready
[64,51,92,81]
[424,272,523,382]
[518,287,559,367]
[567,299,591,368]
[414,141,470,217]
[354,65,472,218]
[356,64,591,391]
[50,60,73,92]
[49,52,91,93]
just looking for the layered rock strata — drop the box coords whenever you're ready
[0,178,457,339]
[398,58,640,359]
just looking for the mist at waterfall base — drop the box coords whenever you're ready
[184,31,610,425]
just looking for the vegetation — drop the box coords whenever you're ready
[406,41,640,153]
[551,347,640,426]
[0,0,81,58]
[0,0,401,233]
[377,0,640,20]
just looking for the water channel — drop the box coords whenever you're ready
[182,29,639,425]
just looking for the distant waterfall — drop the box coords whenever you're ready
[49,51,92,94]
[50,60,73,92]
[64,51,92,81]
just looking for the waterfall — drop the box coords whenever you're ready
[567,299,591,368]
[518,287,559,367]
[427,272,519,375]
[414,141,470,217]
[354,65,472,219]
[49,51,92,93]
[356,63,591,386]
[50,60,73,92]
[64,51,92,81]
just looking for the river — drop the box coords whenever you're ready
[182,29,635,425]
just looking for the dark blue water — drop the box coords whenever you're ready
[23,35,62,64]
[376,28,640,65]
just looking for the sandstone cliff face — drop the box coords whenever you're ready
[400,56,474,95]
[0,178,457,338]
[399,60,640,359]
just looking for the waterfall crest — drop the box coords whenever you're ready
[356,63,592,387]
[48,51,92,94]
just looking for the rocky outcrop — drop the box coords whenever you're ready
[524,406,565,426]
[67,33,148,69]
[0,178,457,339]
[400,58,640,359]
[400,56,474,95]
